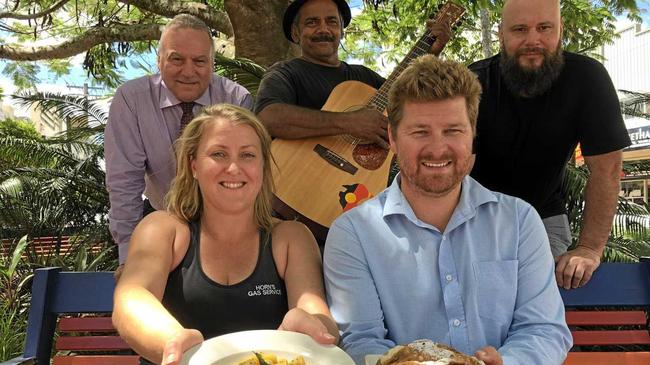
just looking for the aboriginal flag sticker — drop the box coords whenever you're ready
[339,184,372,212]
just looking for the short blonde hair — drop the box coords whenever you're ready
[387,55,482,135]
[166,104,274,232]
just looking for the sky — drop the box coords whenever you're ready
[0,0,648,117]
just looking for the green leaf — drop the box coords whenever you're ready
[213,55,267,97]
[8,236,28,277]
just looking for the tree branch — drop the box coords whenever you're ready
[0,0,71,20]
[0,23,162,61]
[118,0,233,37]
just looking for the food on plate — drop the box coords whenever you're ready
[237,351,306,365]
[376,340,485,365]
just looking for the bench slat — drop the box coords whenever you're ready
[53,355,140,365]
[572,330,650,346]
[564,352,650,365]
[565,310,648,326]
[58,318,115,332]
[55,336,131,351]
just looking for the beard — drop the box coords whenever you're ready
[399,152,473,198]
[499,43,565,98]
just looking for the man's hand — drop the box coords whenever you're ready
[475,346,503,365]
[344,108,389,149]
[426,20,452,56]
[160,328,203,365]
[278,308,337,345]
[554,245,602,289]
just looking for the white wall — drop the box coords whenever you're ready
[602,20,650,131]
[602,21,650,93]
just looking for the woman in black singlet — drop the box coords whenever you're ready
[113,104,339,365]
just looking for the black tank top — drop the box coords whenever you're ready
[161,220,289,338]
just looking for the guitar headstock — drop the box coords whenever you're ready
[431,1,466,30]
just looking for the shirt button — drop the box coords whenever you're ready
[445,274,453,282]
[453,319,461,327]
[441,235,446,241]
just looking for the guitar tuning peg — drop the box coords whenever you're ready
[437,3,443,9]
[455,20,463,27]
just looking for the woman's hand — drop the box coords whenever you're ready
[160,328,203,365]
[278,308,337,345]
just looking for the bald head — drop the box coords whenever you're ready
[499,0,562,70]
[502,0,561,28]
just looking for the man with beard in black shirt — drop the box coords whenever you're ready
[469,0,630,290]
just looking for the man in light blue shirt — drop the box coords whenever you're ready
[323,55,572,365]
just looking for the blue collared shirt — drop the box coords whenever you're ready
[324,175,572,365]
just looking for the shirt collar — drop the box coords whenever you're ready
[382,173,499,232]
[156,74,212,109]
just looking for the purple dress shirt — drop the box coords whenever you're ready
[104,74,253,263]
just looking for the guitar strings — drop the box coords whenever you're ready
[344,9,457,148]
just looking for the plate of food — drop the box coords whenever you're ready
[366,339,485,365]
[180,330,354,365]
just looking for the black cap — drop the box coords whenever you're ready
[283,0,352,43]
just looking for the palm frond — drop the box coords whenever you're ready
[214,54,267,97]
[605,236,650,262]
[564,163,589,234]
[564,160,650,261]
[0,91,109,243]
[51,124,106,145]
[0,135,99,170]
[0,166,108,234]
[0,136,57,168]
[11,92,108,130]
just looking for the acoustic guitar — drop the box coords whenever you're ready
[271,2,466,238]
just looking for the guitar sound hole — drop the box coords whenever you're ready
[352,143,389,170]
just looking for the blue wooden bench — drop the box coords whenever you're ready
[559,260,650,365]
[2,267,138,365]
[4,263,649,365]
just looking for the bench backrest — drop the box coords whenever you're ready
[559,261,650,308]
[559,260,650,358]
[22,267,119,364]
[0,237,103,258]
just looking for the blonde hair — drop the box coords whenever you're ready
[166,104,275,233]
[387,55,482,135]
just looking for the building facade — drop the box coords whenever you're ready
[602,20,650,203]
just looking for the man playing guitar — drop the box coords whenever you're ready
[255,0,452,244]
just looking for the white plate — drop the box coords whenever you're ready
[180,330,354,365]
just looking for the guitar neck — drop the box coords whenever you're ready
[366,32,438,112]
[365,1,466,113]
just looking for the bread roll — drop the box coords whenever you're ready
[376,340,485,365]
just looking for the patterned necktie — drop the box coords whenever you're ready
[179,102,195,131]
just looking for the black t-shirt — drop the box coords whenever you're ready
[469,52,630,218]
[254,58,385,112]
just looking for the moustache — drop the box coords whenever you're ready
[310,34,335,42]
[515,47,547,56]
